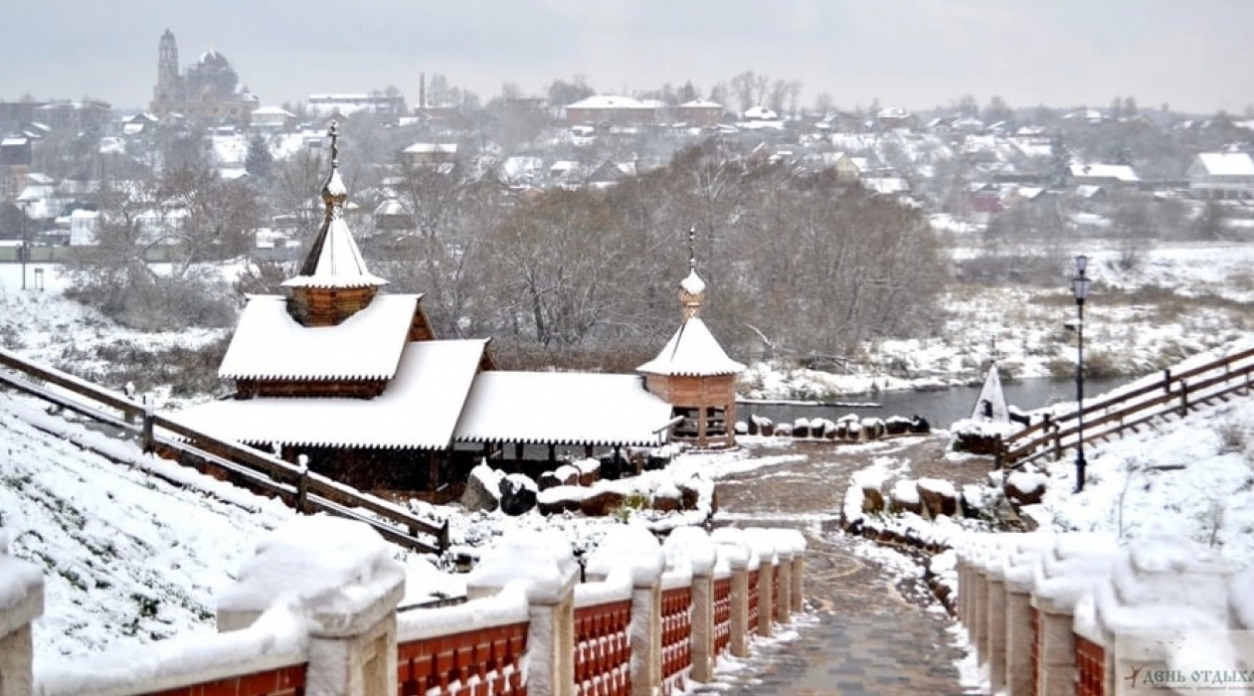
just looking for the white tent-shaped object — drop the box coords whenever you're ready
[971,364,1010,422]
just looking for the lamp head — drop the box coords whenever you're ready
[1075,254,1089,274]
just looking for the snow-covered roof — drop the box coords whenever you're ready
[742,106,778,121]
[373,198,408,216]
[679,99,723,110]
[637,318,745,377]
[219,295,418,381]
[1194,152,1254,177]
[181,339,487,450]
[861,177,911,195]
[566,95,652,110]
[1069,162,1138,182]
[454,371,673,447]
[252,106,296,117]
[282,211,387,289]
[403,143,458,155]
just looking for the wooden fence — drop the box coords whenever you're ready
[0,347,447,553]
[998,345,1254,469]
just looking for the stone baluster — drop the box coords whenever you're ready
[0,528,44,696]
[216,517,406,696]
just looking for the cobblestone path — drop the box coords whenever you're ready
[693,436,988,695]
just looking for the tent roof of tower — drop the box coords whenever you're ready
[637,317,745,377]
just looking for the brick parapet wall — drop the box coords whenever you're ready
[659,587,693,696]
[139,664,307,696]
[747,571,760,635]
[1074,635,1106,696]
[712,577,732,656]
[573,600,632,696]
[397,622,528,696]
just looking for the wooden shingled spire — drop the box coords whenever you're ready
[283,121,388,326]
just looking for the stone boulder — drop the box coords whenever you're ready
[917,478,959,518]
[554,464,580,486]
[461,463,502,513]
[499,474,538,516]
[575,458,601,486]
[537,471,562,491]
[775,422,793,438]
[861,484,885,514]
[580,489,627,517]
[651,482,684,512]
[885,415,913,436]
[1005,469,1047,506]
[888,478,924,515]
[792,417,811,438]
[751,415,775,437]
[537,487,585,515]
[861,417,886,440]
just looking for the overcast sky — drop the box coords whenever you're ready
[6,0,1251,115]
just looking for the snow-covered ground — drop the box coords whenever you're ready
[4,238,1254,671]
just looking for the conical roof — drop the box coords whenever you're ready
[637,316,745,377]
[282,122,387,290]
[971,364,1010,422]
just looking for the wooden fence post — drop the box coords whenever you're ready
[1179,383,1189,416]
[1162,368,1172,394]
[296,454,309,514]
[141,399,155,454]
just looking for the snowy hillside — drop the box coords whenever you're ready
[1030,384,1254,561]
[0,390,294,660]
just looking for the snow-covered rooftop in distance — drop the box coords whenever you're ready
[454,372,672,447]
[219,295,417,381]
[180,339,487,449]
[282,216,386,289]
[403,143,458,155]
[742,106,778,121]
[252,105,296,117]
[637,317,745,377]
[1069,162,1139,182]
[1194,152,1254,177]
[566,95,652,110]
[679,99,723,109]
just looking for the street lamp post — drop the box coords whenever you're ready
[1071,254,1091,493]
[18,200,28,291]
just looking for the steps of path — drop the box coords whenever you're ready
[697,435,985,695]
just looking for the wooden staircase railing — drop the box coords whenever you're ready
[0,347,448,554]
[997,345,1254,469]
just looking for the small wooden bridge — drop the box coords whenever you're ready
[0,347,448,554]
[997,345,1254,469]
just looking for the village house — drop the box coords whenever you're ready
[564,95,657,128]
[1186,152,1254,200]
[1068,162,1139,189]
[676,98,726,127]
[173,124,743,496]
[401,142,458,169]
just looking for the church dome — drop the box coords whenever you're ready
[199,48,230,69]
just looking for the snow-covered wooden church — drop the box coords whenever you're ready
[174,124,743,493]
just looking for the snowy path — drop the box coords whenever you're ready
[701,436,983,695]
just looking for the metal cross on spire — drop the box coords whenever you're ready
[688,226,696,272]
[328,120,340,169]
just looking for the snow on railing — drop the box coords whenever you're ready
[954,531,1254,696]
[9,520,810,696]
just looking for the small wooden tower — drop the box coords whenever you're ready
[637,230,745,448]
[283,121,388,328]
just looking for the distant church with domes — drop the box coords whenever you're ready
[150,29,258,122]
